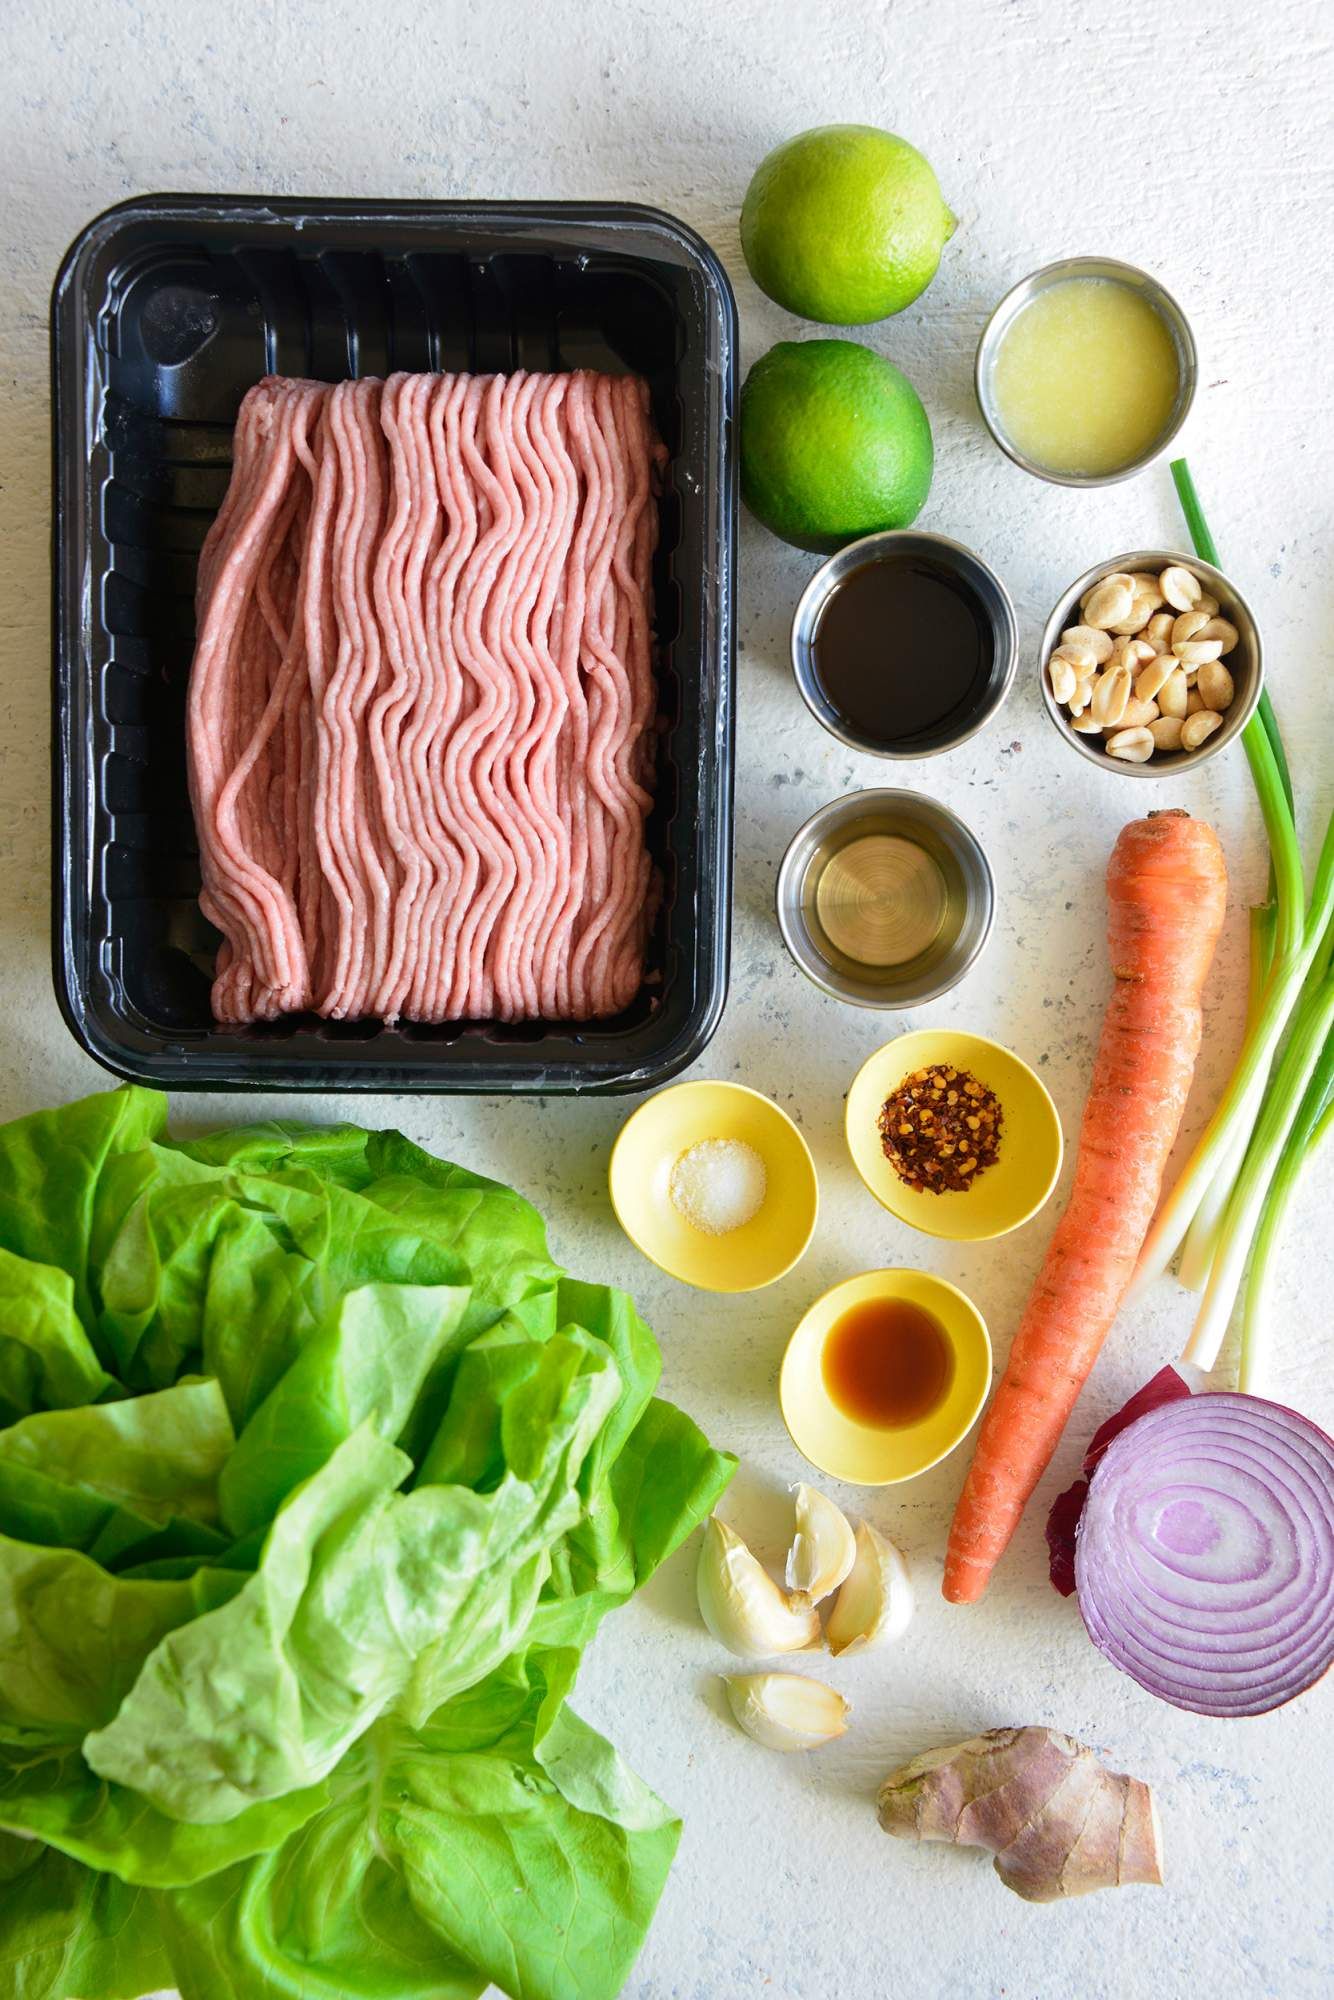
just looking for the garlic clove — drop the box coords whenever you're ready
[785,1484,857,1609]
[723,1672,850,1751]
[825,1521,914,1656]
[697,1516,821,1658]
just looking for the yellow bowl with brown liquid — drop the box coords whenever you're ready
[780,1267,992,1485]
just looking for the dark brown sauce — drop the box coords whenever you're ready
[812,556,993,749]
[821,1296,955,1429]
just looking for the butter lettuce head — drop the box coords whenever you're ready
[0,1088,733,2000]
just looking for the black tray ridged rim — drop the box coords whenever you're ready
[51,192,737,1095]
[51,191,742,316]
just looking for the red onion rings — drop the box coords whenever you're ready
[1075,1393,1334,1718]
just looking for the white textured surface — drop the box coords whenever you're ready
[2,1,1333,1995]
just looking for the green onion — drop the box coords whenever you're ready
[1176,903,1275,1292]
[1240,1004,1334,1390]
[1130,461,1334,1388]
[1184,967,1334,1372]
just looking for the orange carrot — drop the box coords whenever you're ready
[943,810,1227,1605]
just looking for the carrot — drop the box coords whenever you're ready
[943,810,1228,1604]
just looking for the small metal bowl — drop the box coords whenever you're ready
[1040,549,1263,778]
[790,529,1018,758]
[975,256,1198,487]
[776,788,995,1008]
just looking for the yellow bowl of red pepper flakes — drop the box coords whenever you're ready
[845,1030,1063,1241]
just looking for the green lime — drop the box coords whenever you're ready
[740,124,956,325]
[740,339,933,554]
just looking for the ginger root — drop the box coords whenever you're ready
[876,1726,1163,1902]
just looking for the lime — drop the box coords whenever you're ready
[740,125,956,325]
[740,339,933,554]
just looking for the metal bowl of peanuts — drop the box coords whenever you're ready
[1039,550,1263,776]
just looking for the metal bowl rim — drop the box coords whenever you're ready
[974,256,1199,488]
[1038,547,1264,778]
[789,529,1019,759]
[774,787,997,1007]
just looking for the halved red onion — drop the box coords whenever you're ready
[1075,1393,1334,1718]
[1047,1367,1194,1597]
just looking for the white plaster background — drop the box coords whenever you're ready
[2,1,1332,1995]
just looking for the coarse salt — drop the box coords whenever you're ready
[669,1138,767,1235]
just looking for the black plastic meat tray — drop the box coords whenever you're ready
[51,195,736,1094]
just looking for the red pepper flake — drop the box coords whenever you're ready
[877,1064,1004,1195]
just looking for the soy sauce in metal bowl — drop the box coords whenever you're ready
[813,555,993,748]
[790,530,1017,759]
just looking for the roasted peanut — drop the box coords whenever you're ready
[1091,664,1132,727]
[1149,715,1185,751]
[1157,668,1189,718]
[1107,636,1149,671]
[1071,709,1103,733]
[1062,624,1114,664]
[1174,638,1225,667]
[1106,726,1155,762]
[1194,617,1239,653]
[1160,565,1203,611]
[1196,593,1219,618]
[1135,653,1178,703]
[1171,609,1211,647]
[1109,594,1157,635]
[1144,611,1175,651]
[1186,688,1207,715]
[1196,660,1235,711]
[1181,709,1223,750]
[1049,657,1078,705]
[1053,637,1098,673]
[1084,574,1137,629]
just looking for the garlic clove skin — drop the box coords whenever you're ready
[825,1521,914,1656]
[784,1484,857,1610]
[723,1672,851,1752]
[697,1516,821,1658]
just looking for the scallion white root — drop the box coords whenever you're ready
[1241,1087,1334,1391]
[1183,972,1334,1374]
[1176,905,1277,1293]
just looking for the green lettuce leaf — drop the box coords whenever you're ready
[0,1539,243,1746]
[397,1322,622,1726]
[0,1833,172,2000]
[155,1647,679,2000]
[0,1088,734,2000]
[86,1129,544,1414]
[83,1426,412,1817]
[197,1206,336,1429]
[0,1379,233,1564]
[0,1086,165,1339]
[88,1327,623,1819]
[89,1143,331,1394]
[219,1280,471,1537]
[533,1392,737,1649]
[0,1743,329,1889]
[173,1120,560,1343]
[525,1283,736,1648]
[0,1249,114,1428]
